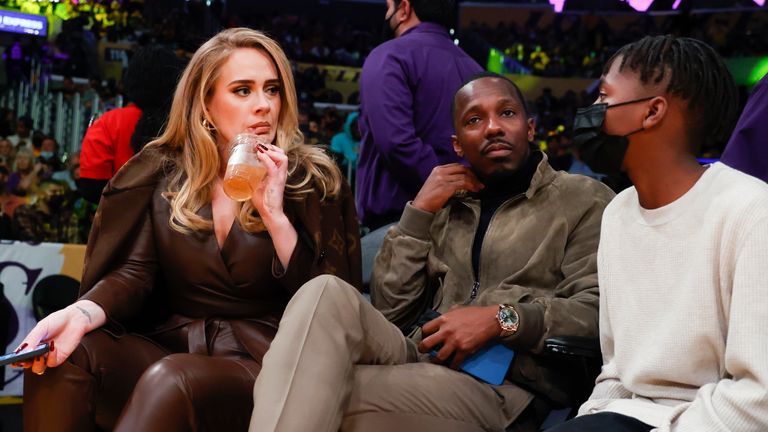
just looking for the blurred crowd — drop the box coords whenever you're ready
[239,14,380,68]
[2,1,766,84]
[0,1,763,244]
[465,10,768,77]
[0,110,95,244]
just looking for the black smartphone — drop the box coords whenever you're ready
[0,343,50,367]
[415,309,441,328]
[543,336,601,359]
[414,310,455,363]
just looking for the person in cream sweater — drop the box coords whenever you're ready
[549,35,768,432]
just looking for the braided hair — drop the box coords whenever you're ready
[604,35,738,153]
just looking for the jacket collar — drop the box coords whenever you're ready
[401,22,449,38]
[455,151,556,208]
[526,152,556,199]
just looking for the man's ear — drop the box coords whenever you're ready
[642,96,668,130]
[527,117,536,142]
[451,135,463,157]
[399,0,412,21]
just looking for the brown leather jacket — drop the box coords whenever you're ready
[78,145,362,359]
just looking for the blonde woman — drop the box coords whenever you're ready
[6,147,40,196]
[16,28,361,431]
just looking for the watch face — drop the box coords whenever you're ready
[499,307,518,327]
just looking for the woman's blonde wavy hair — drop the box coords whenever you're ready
[147,27,342,234]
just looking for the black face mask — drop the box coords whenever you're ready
[572,96,653,176]
[47,194,66,211]
[381,5,403,40]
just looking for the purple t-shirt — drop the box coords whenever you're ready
[355,23,483,227]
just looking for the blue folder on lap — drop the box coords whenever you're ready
[459,343,515,385]
[430,343,515,385]
[418,309,515,385]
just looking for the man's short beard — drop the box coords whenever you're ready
[477,145,531,187]
[480,168,519,188]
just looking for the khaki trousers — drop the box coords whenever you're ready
[250,275,533,432]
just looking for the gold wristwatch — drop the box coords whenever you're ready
[497,304,520,337]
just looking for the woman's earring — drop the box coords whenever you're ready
[202,118,215,132]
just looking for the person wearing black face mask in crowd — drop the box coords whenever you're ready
[571,96,655,193]
[37,136,64,175]
[572,96,652,178]
[11,179,87,244]
[548,35,768,432]
[357,0,482,293]
[356,0,482,233]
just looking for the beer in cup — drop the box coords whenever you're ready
[223,133,267,201]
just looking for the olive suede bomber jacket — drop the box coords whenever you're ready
[371,154,615,405]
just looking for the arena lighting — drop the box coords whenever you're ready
[0,9,47,36]
[754,0,765,5]
[672,0,681,9]
[749,58,768,85]
[549,0,565,13]
[627,0,655,11]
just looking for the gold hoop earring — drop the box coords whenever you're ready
[202,118,215,132]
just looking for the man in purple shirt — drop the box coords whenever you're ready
[720,75,768,182]
[356,0,483,229]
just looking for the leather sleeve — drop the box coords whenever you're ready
[272,227,317,294]
[337,181,363,289]
[318,181,362,290]
[279,181,362,293]
[80,209,158,330]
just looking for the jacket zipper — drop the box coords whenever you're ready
[470,280,480,301]
[466,193,526,304]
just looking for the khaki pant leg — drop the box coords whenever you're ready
[341,363,534,432]
[250,275,412,432]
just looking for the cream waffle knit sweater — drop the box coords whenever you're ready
[579,163,768,432]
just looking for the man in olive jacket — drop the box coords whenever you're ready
[250,73,614,432]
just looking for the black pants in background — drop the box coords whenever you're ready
[546,412,653,432]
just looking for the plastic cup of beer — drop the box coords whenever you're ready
[223,133,267,201]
